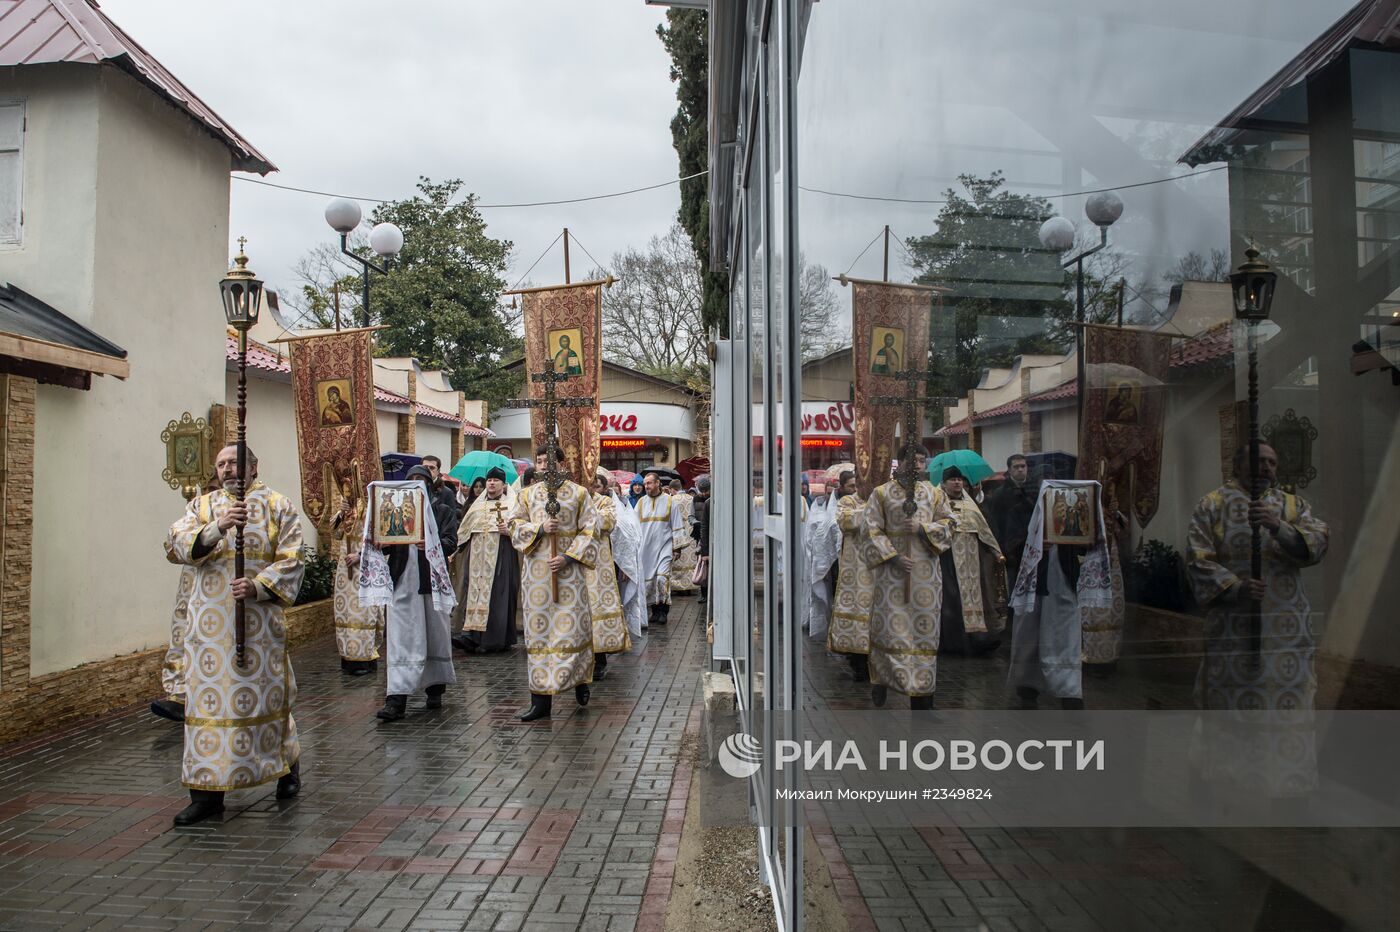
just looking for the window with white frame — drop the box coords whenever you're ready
[0,101,24,246]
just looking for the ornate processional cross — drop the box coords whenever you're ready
[505,365,595,600]
[870,366,958,600]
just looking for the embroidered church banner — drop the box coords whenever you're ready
[522,282,603,486]
[1077,325,1172,525]
[288,328,384,524]
[850,280,934,498]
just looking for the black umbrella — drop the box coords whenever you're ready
[637,465,682,485]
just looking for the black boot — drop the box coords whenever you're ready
[425,684,446,710]
[593,653,608,681]
[518,693,552,722]
[276,761,301,800]
[575,683,591,707]
[910,695,934,711]
[848,655,870,683]
[1060,697,1085,711]
[150,698,185,723]
[173,789,224,826]
[1016,686,1039,710]
[871,684,888,708]
[452,632,479,654]
[652,604,668,626]
[342,658,376,676]
[375,695,407,721]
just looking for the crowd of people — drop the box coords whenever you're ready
[153,445,710,825]
[155,436,1326,824]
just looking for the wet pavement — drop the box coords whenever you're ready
[0,600,706,932]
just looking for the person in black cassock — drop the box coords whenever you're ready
[452,467,521,654]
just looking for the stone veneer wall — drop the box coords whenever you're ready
[0,373,336,747]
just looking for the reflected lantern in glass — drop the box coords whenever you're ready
[1229,245,1277,323]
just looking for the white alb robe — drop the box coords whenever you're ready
[637,492,685,606]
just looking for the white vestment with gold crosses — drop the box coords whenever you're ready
[510,481,599,694]
[862,480,954,697]
[166,482,304,791]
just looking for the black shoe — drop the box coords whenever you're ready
[910,695,934,711]
[425,685,446,710]
[848,655,870,683]
[1060,697,1085,711]
[593,654,608,681]
[651,606,668,626]
[970,637,1002,656]
[575,684,591,707]
[276,762,301,800]
[342,658,376,676]
[518,694,552,722]
[150,698,185,723]
[173,790,224,826]
[871,684,888,708]
[1016,686,1039,710]
[452,633,477,653]
[375,695,407,721]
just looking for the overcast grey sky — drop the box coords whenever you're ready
[101,0,683,301]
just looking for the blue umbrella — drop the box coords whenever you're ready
[927,450,993,486]
[449,450,519,486]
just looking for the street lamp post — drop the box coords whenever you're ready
[1039,191,1124,419]
[325,198,404,328]
[1229,245,1278,659]
[218,237,265,668]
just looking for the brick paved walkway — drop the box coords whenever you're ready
[0,600,706,932]
[802,641,1388,931]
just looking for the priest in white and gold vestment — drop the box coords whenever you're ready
[637,472,686,626]
[586,470,631,680]
[936,466,1007,656]
[165,445,304,826]
[331,491,383,675]
[861,450,954,711]
[826,470,873,682]
[1186,443,1329,797]
[510,471,601,721]
[667,479,699,596]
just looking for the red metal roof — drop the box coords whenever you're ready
[1182,0,1400,165]
[0,0,274,174]
[226,332,490,436]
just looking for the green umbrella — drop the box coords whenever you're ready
[449,450,518,486]
[927,450,993,486]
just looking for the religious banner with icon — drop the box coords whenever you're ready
[287,328,384,523]
[848,279,936,498]
[518,282,605,485]
[1077,324,1172,525]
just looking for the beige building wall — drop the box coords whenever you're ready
[377,410,401,455]
[222,372,320,550]
[416,420,454,465]
[9,67,233,676]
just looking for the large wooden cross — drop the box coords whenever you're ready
[870,366,957,600]
[505,365,595,600]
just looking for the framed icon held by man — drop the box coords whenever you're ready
[1044,485,1097,547]
[372,484,425,547]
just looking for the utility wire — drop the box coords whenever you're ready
[801,165,1228,205]
[233,170,709,208]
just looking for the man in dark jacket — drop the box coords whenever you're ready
[692,477,711,603]
[985,453,1038,599]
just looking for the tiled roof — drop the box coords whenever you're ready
[1029,379,1078,403]
[227,332,490,436]
[1169,321,1233,369]
[0,0,274,174]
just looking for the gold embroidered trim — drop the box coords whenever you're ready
[526,643,593,656]
[871,644,939,657]
[185,708,291,728]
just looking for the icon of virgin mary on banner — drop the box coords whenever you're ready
[288,328,385,522]
[1078,325,1172,525]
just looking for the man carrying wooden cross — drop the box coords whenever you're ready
[506,362,600,721]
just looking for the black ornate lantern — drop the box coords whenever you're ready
[219,237,264,330]
[1229,245,1277,322]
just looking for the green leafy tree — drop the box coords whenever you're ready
[288,179,521,410]
[658,8,729,336]
[907,172,1122,397]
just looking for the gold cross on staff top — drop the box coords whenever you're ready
[489,499,508,525]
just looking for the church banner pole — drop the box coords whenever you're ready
[234,327,249,666]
